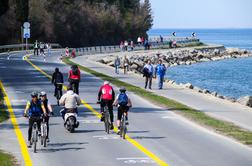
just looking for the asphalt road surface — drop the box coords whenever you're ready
[0,51,252,166]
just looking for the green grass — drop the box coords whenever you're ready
[0,92,15,165]
[0,151,16,166]
[63,57,252,145]
[0,90,8,123]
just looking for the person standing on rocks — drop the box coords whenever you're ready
[114,56,121,74]
[155,59,166,89]
[123,55,129,74]
[143,59,154,89]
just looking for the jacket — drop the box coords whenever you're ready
[59,90,81,109]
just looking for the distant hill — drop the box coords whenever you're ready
[0,0,153,47]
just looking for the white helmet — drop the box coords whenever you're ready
[104,81,110,85]
[40,91,47,96]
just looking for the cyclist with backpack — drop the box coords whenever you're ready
[68,65,81,94]
[24,92,47,147]
[40,91,54,142]
[113,87,132,134]
[98,81,115,130]
[52,67,64,97]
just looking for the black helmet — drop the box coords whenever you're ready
[71,65,78,69]
[119,87,126,92]
[67,85,73,91]
[55,67,59,72]
[31,91,38,98]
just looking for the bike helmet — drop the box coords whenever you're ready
[40,91,47,96]
[119,87,126,92]
[55,67,59,72]
[104,81,110,85]
[31,91,38,98]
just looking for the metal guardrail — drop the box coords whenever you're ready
[0,43,61,53]
[75,38,200,55]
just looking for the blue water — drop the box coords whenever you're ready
[148,29,252,98]
[148,29,252,50]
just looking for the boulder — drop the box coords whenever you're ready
[184,83,193,89]
[202,89,210,94]
[211,91,218,97]
[237,96,252,107]
[107,61,114,67]
[97,59,105,63]
[194,86,203,93]
[103,57,113,64]
[225,97,236,103]
[217,95,224,99]
[131,64,138,70]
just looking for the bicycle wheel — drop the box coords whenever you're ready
[33,132,37,153]
[123,127,127,139]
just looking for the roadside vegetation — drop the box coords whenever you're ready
[0,88,16,165]
[63,57,252,145]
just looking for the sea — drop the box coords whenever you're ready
[148,29,252,99]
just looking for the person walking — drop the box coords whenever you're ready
[155,59,166,89]
[123,56,129,74]
[143,59,154,89]
[114,56,121,74]
[33,40,39,56]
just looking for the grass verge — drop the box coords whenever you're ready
[63,57,252,145]
[0,88,8,123]
[0,88,16,166]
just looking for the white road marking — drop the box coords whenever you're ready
[117,157,155,164]
[161,116,178,119]
[34,75,47,78]
[11,99,27,103]
[79,119,102,124]
[93,135,119,140]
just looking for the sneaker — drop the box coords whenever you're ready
[47,138,50,142]
[27,141,32,148]
[125,121,129,125]
[117,131,121,135]
[110,124,114,130]
[38,131,41,137]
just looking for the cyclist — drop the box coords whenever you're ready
[68,65,81,95]
[40,91,54,142]
[59,85,81,126]
[24,92,47,147]
[52,67,64,97]
[98,81,115,129]
[113,87,132,135]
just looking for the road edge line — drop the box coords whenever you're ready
[0,80,32,166]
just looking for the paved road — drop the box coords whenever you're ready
[0,51,252,166]
[73,54,252,131]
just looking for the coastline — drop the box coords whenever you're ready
[83,45,252,108]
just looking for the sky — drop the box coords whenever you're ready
[149,0,252,29]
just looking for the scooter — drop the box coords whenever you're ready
[61,109,79,133]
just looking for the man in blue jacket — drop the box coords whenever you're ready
[155,59,166,89]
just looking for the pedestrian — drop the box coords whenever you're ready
[124,40,128,51]
[137,36,141,46]
[65,47,69,57]
[33,40,39,56]
[47,43,51,56]
[123,55,129,74]
[155,59,166,89]
[120,41,124,51]
[144,39,149,50]
[114,56,121,74]
[143,59,154,89]
[130,41,134,51]
[40,42,45,56]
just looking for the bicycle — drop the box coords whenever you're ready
[40,116,47,147]
[97,101,110,134]
[30,117,41,153]
[55,83,63,106]
[120,111,127,139]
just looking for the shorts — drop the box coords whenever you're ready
[117,105,129,120]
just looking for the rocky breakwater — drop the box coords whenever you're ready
[96,46,252,74]
[93,45,252,108]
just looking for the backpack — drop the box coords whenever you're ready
[29,100,42,116]
[118,93,128,106]
[72,67,79,76]
[102,85,113,100]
